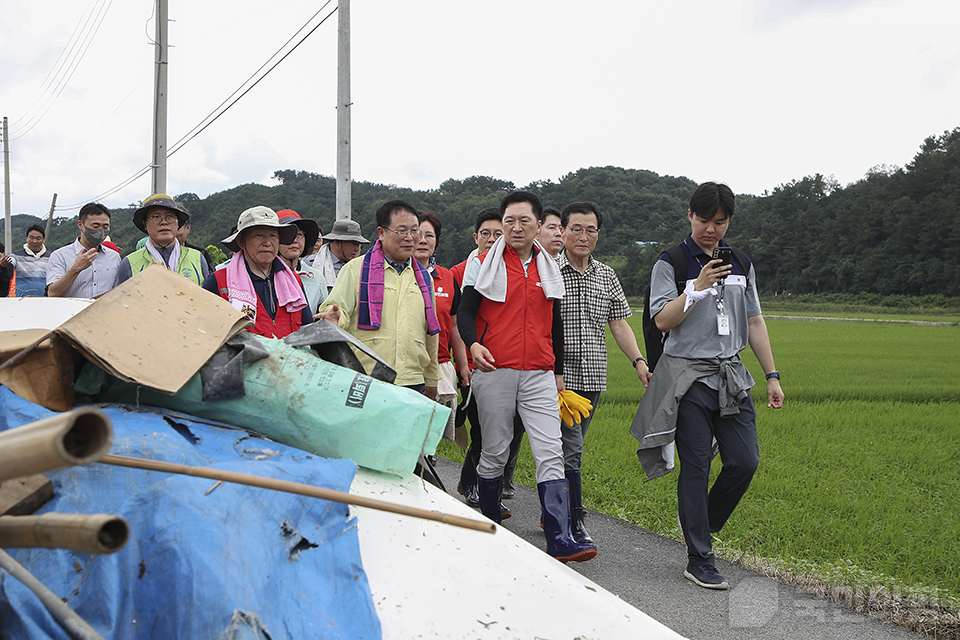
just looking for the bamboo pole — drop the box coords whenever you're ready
[0,408,112,482]
[0,513,129,554]
[100,454,496,535]
[0,549,105,640]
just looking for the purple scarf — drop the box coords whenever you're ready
[357,239,440,335]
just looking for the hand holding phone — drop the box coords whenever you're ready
[712,246,733,269]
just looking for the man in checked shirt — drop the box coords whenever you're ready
[557,201,652,545]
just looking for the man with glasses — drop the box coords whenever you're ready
[115,194,209,286]
[47,203,121,297]
[557,201,652,548]
[319,199,441,400]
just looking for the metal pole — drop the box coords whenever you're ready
[150,0,169,195]
[45,193,57,239]
[335,0,351,221]
[0,549,106,640]
[3,117,11,252]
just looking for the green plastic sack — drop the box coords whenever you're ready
[78,336,449,477]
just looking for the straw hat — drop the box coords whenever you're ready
[222,206,297,252]
[133,194,189,233]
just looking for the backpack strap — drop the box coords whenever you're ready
[661,244,687,295]
[727,245,751,291]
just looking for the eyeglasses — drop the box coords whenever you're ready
[147,213,179,224]
[281,231,305,245]
[384,227,423,239]
[478,230,503,239]
[568,226,599,237]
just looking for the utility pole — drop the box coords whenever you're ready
[335,0,351,221]
[45,194,58,239]
[3,117,11,253]
[151,0,169,196]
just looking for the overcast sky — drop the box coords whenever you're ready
[2,0,958,218]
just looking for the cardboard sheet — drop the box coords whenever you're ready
[55,265,251,395]
[0,330,75,411]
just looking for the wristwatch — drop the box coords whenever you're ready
[765,371,780,380]
[632,355,646,367]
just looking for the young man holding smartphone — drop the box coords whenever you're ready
[631,182,784,590]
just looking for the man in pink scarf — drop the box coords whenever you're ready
[202,206,317,339]
[318,200,440,399]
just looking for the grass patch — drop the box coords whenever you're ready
[438,314,960,637]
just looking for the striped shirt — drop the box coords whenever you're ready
[46,239,121,298]
[12,247,52,296]
[558,252,632,392]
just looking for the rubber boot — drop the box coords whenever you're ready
[538,479,597,563]
[457,483,479,507]
[566,469,594,545]
[478,475,503,524]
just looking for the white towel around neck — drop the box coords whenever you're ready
[473,236,564,302]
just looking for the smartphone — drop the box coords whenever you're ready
[712,246,733,269]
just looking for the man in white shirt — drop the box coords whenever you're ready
[46,203,120,298]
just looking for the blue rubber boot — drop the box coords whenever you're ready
[538,479,597,563]
[566,469,594,545]
[478,475,503,524]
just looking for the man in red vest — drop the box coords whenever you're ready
[457,191,596,564]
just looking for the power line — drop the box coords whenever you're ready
[167,1,336,157]
[9,0,115,140]
[56,2,337,212]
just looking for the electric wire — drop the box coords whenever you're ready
[9,0,101,125]
[166,0,336,157]
[55,3,337,212]
[9,0,116,141]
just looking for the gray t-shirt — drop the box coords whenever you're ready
[649,244,761,390]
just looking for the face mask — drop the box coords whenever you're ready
[83,226,108,246]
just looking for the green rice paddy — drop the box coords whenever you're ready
[438,314,960,602]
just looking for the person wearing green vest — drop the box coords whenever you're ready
[115,194,209,287]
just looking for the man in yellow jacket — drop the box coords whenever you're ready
[318,200,440,399]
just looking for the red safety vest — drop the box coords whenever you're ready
[473,245,555,371]
[214,268,304,339]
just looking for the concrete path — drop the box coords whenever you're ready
[433,457,924,640]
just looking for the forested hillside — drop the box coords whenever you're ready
[8,128,958,297]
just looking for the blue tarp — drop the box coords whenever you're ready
[0,387,381,640]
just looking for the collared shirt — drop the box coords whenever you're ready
[318,255,440,387]
[46,238,121,298]
[384,255,410,274]
[558,252,631,391]
[649,235,760,390]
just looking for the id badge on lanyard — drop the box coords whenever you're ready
[716,281,729,336]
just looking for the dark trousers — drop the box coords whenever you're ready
[459,389,483,490]
[459,388,524,489]
[675,381,759,568]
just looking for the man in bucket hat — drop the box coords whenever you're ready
[202,206,321,339]
[116,194,209,286]
[306,219,369,294]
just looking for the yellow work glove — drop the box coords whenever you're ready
[558,389,593,427]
